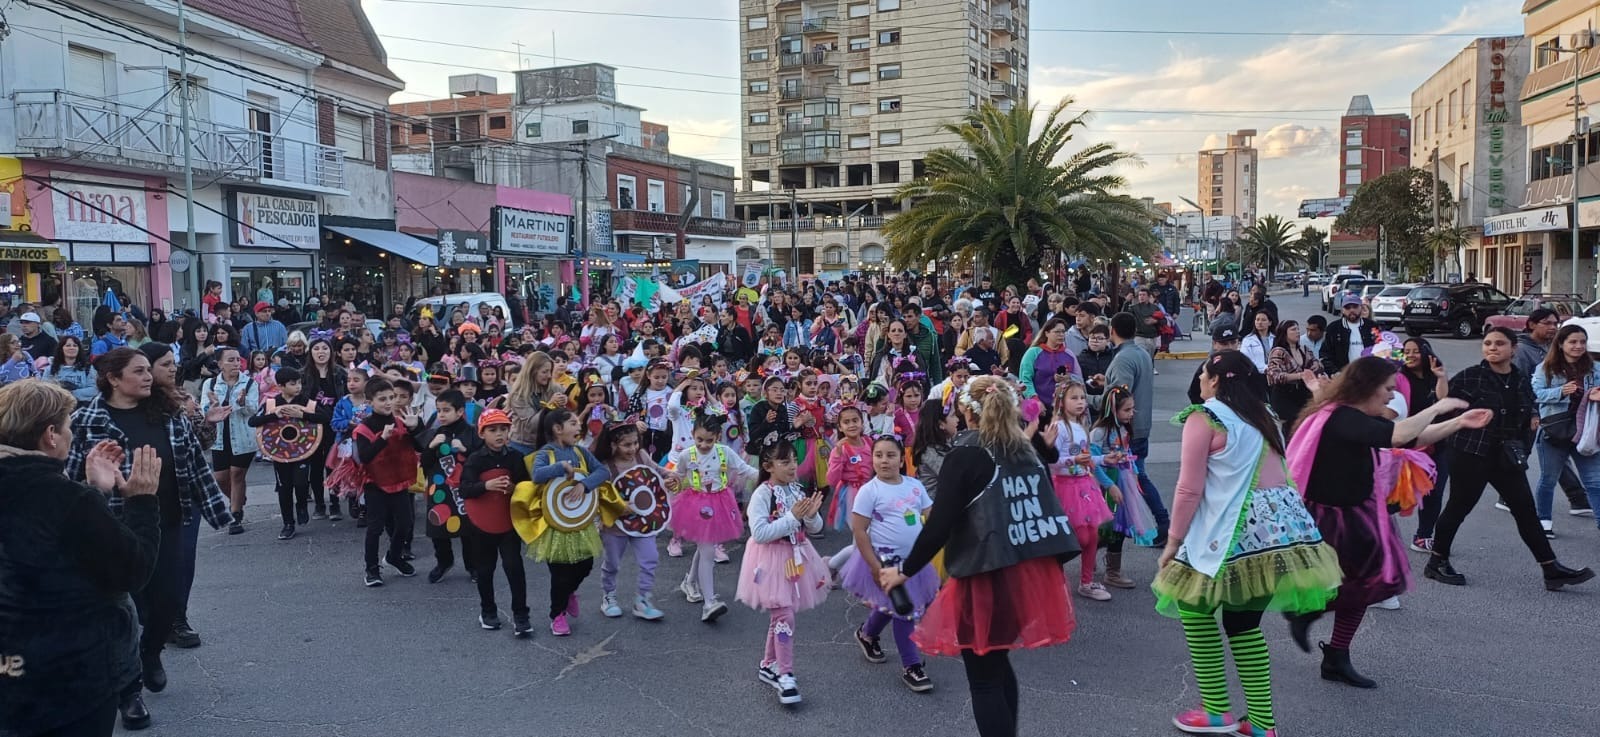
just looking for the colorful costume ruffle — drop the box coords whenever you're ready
[736,537,830,612]
[838,547,940,619]
[667,488,744,544]
[913,557,1075,658]
[1051,473,1113,536]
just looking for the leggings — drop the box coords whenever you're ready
[465,528,527,616]
[762,606,796,674]
[686,543,718,602]
[272,460,310,524]
[548,558,595,619]
[600,532,659,596]
[1074,525,1099,586]
[1178,607,1274,731]
[862,610,921,667]
[961,649,1020,737]
[308,442,331,509]
[1433,450,1556,563]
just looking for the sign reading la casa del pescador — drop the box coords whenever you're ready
[235,191,319,249]
[492,205,570,256]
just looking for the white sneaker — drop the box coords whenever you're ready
[776,673,802,705]
[679,577,703,604]
[701,598,729,623]
[1369,596,1401,610]
[1076,582,1112,601]
[1494,501,1511,512]
[1541,519,1556,539]
[599,592,623,618]
[633,594,664,621]
[1569,508,1595,517]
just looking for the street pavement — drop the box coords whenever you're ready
[141,291,1598,737]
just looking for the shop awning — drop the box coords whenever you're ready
[0,229,52,246]
[326,226,439,267]
[584,250,647,264]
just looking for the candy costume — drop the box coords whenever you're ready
[824,435,873,530]
[513,445,620,564]
[736,481,831,612]
[668,445,754,544]
[790,395,829,492]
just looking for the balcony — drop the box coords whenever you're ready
[782,147,840,165]
[781,116,835,134]
[750,214,889,232]
[990,14,1018,36]
[990,81,1018,99]
[779,50,838,69]
[12,89,345,192]
[775,0,801,6]
[779,83,835,100]
[990,48,1019,68]
[609,209,746,238]
[781,17,836,35]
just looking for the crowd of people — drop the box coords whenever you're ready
[0,268,1594,737]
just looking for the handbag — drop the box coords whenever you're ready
[1502,438,1530,470]
[1577,397,1600,456]
[1540,409,1577,448]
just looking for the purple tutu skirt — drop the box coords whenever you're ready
[666,488,744,544]
[1304,493,1410,606]
[839,547,941,619]
[736,537,830,612]
[1052,474,1113,535]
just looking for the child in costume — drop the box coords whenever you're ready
[789,369,829,495]
[522,409,615,636]
[632,359,675,460]
[748,376,795,452]
[863,382,896,438]
[736,441,829,706]
[671,414,759,623]
[668,374,710,454]
[596,421,672,620]
[459,408,533,637]
[248,366,331,541]
[325,367,372,523]
[1043,379,1119,600]
[824,403,873,531]
[352,377,422,587]
[1093,385,1160,587]
[842,436,937,693]
[420,390,479,584]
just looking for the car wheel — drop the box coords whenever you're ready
[1405,324,1425,337]
[1453,317,1475,339]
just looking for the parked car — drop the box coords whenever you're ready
[1401,283,1513,338]
[1368,283,1419,328]
[1330,279,1383,314]
[407,292,520,332]
[1559,299,1600,341]
[1322,272,1369,312]
[1482,293,1584,333]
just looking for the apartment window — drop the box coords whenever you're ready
[525,122,542,138]
[879,130,902,146]
[616,174,638,210]
[411,122,427,135]
[969,59,979,77]
[879,96,901,112]
[1461,82,1471,120]
[750,80,770,93]
[711,191,728,219]
[1243,164,1250,172]
[747,16,769,30]
[879,29,900,45]
[750,141,771,155]
[748,48,770,62]
[849,69,871,85]
[849,36,871,51]
[848,3,870,18]
[877,0,900,10]
[67,45,112,98]
[968,92,979,109]
[849,134,871,149]
[646,179,666,213]
[572,119,590,135]
[488,115,507,130]
[1345,149,1361,166]
[334,111,373,160]
[1345,169,1361,186]
[1345,128,1362,145]
[167,71,210,121]
[1537,37,1562,68]
[750,111,770,125]
[802,98,839,116]
[850,102,872,117]
[878,64,901,80]
[969,25,978,41]
[683,185,701,216]
[1447,90,1457,124]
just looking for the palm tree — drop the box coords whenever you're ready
[882,99,1159,290]
[1297,224,1329,272]
[1236,214,1304,280]
[1425,225,1472,281]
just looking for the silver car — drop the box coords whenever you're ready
[1369,283,1419,328]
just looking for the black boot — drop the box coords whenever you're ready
[1284,610,1321,653]
[1424,555,1465,586]
[168,615,201,649]
[328,497,343,521]
[1319,642,1377,688]
[142,652,167,693]
[1543,561,1596,591]
[120,693,152,730]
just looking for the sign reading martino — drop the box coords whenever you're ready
[492,206,571,256]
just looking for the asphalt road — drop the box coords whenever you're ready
[138,291,1599,737]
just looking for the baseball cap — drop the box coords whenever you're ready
[1341,294,1363,308]
[477,408,511,431]
[1210,323,1240,343]
[18,312,41,323]
[253,300,273,313]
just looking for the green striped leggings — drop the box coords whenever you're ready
[1178,606,1275,732]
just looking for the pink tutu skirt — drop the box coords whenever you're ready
[667,488,744,544]
[736,537,830,612]
[1052,474,1114,536]
[839,547,941,619]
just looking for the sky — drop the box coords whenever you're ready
[363,0,1525,222]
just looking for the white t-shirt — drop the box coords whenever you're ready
[643,387,672,431]
[1344,319,1365,366]
[851,475,933,557]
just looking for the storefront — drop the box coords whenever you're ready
[322,221,439,316]
[433,229,490,294]
[1485,204,1569,296]
[492,205,573,311]
[226,188,318,312]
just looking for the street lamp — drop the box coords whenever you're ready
[843,202,872,274]
[1178,196,1213,272]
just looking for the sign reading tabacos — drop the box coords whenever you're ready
[50,175,148,242]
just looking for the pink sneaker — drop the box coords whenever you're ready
[666,537,683,558]
[1173,707,1238,734]
[713,543,730,564]
[566,593,580,619]
[550,614,571,636]
[1233,720,1276,737]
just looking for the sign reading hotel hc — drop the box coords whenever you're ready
[1485,38,1510,210]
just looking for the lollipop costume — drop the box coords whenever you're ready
[518,443,618,626]
[824,435,873,530]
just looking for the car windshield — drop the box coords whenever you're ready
[1378,286,1410,297]
[1410,287,1444,299]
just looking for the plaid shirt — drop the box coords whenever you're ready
[65,394,232,529]
[1447,361,1536,458]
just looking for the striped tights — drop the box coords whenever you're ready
[1178,607,1275,731]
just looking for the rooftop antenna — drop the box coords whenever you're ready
[513,41,527,69]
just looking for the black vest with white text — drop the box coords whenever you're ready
[942,433,1081,579]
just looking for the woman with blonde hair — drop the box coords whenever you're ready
[0,379,164,733]
[505,351,566,454]
[878,374,1079,737]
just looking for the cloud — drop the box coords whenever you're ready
[1257,124,1337,159]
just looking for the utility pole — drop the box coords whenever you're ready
[1574,55,1586,297]
[788,188,799,286]
[177,0,199,306]
[1432,146,1440,282]
[572,133,620,307]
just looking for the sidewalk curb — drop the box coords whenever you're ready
[1158,352,1209,360]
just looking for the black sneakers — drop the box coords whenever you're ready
[386,554,416,577]
[364,569,384,587]
[328,499,343,521]
[296,504,310,525]
[513,613,533,638]
[427,563,452,584]
[480,611,502,630]
[855,629,887,663]
[277,524,296,541]
[902,663,933,692]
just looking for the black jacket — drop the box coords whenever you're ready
[1077,347,1115,395]
[1320,318,1379,374]
[0,449,160,736]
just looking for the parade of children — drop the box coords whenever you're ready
[27,274,1592,737]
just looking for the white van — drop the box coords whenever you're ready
[408,293,519,331]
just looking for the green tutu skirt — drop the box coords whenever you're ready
[531,526,602,564]
[1152,485,1343,617]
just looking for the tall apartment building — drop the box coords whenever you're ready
[735,0,1029,280]
[1197,129,1258,225]
[1340,95,1412,199]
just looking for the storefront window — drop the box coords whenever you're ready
[230,270,305,311]
[66,266,149,329]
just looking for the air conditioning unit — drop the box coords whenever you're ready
[1572,29,1597,50]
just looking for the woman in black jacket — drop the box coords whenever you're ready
[0,379,164,735]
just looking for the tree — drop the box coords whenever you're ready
[1333,167,1454,278]
[1236,214,1305,279]
[1425,225,1473,279]
[1297,225,1329,271]
[883,99,1159,290]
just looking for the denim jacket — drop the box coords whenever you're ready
[199,373,260,454]
[1530,363,1600,419]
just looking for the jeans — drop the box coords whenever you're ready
[363,488,413,572]
[1534,434,1600,527]
[1433,450,1556,563]
[177,512,200,612]
[1128,435,1171,531]
[465,528,528,617]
